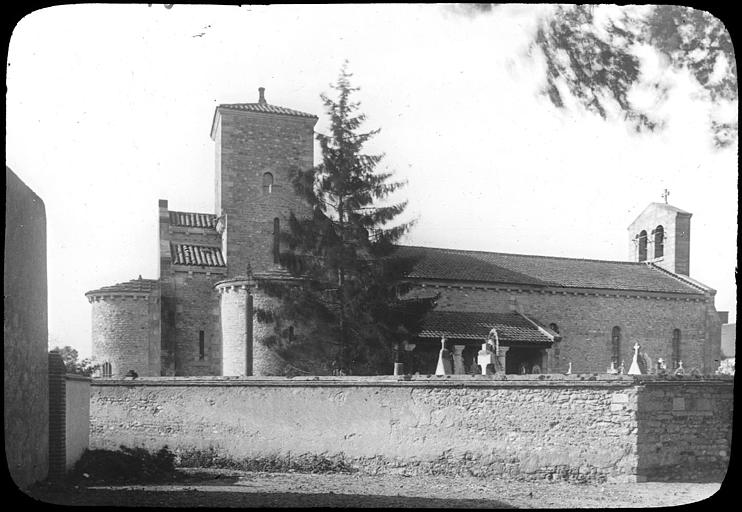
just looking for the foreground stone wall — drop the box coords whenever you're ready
[89,375,732,482]
[4,167,49,489]
[635,381,733,481]
[65,375,91,470]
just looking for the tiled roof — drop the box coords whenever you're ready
[217,103,317,119]
[397,245,706,295]
[171,243,226,267]
[419,310,553,345]
[86,277,158,296]
[169,211,217,229]
[253,265,309,282]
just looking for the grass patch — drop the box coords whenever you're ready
[177,448,358,474]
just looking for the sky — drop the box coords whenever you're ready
[6,4,738,357]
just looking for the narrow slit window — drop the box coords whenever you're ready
[199,330,205,360]
[611,326,621,366]
[671,329,681,369]
[273,217,280,264]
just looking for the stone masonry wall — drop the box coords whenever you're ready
[88,376,733,483]
[218,281,250,376]
[419,283,715,373]
[635,381,733,481]
[216,110,315,276]
[172,271,223,376]
[90,294,160,377]
[90,376,640,483]
[4,167,49,489]
[65,375,90,470]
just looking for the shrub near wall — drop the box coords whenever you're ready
[89,375,733,483]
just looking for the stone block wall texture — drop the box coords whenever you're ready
[48,352,66,482]
[87,376,732,483]
[421,283,718,373]
[635,381,733,480]
[217,281,251,376]
[65,375,91,470]
[251,285,292,376]
[172,271,223,375]
[4,167,49,489]
[215,110,315,276]
[90,293,161,378]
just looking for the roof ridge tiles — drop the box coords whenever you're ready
[398,244,642,265]
[217,102,317,119]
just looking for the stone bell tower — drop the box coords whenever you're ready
[210,87,318,276]
[211,88,318,376]
[628,201,692,276]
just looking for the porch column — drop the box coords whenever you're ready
[540,348,550,374]
[453,345,466,375]
[497,346,509,374]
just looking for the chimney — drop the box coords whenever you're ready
[258,87,266,105]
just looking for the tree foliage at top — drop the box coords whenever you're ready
[51,345,100,377]
[534,5,737,148]
[265,63,434,375]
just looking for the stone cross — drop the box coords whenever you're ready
[662,188,670,204]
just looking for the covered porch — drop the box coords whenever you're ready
[408,310,559,375]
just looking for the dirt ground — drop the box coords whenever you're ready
[25,468,725,508]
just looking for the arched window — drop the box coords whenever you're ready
[273,217,280,264]
[611,326,621,365]
[102,362,112,378]
[638,231,648,262]
[671,329,681,369]
[653,225,664,259]
[262,172,274,195]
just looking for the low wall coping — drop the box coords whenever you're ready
[65,373,92,383]
[89,374,731,389]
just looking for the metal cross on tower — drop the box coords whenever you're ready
[662,189,670,204]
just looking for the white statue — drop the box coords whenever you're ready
[435,336,453,375]
[477,341,495,375]
[628,342,642,375]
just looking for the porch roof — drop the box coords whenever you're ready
[417,310,557,346]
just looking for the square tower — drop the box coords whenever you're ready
[627,202,692,275]
[211,88,318,276]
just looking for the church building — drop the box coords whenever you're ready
[85,89,723,377]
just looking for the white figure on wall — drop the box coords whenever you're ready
[435,335,453,376]
[628,342,642,375]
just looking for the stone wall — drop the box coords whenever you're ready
[172,270,223,375]
[215,109,315,275]
[4,167,49,489]
[635,381,733,481]
[418,282,717,373]
[88,375,733,483]
[90,292,160,377]
[65,375,91,470]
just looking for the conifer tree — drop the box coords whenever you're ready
[267,63,434,375]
